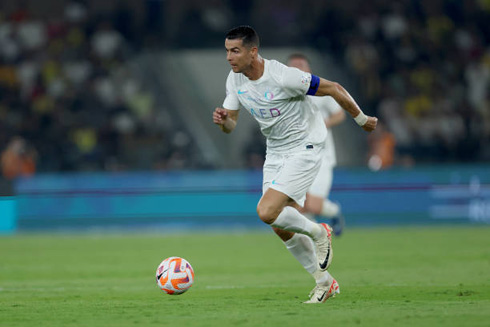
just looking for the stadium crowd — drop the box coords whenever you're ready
[0,0,199,177]
[0,0,489,177]
[324,1,490,165]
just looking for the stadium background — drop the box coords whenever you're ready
[0,0,488,232]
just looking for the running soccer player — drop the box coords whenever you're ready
[213,26,377,303]
[287,53,346,236]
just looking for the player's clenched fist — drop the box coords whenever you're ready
[213,107,237,133]
[362,116,378,132]
[213,107,228,125]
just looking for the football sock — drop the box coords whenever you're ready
[284,234,333,284]
[303,212,317,222]
[271,206,323,240]
[320,200,340,217]
[284,233,317,274]
[312,268,333,285]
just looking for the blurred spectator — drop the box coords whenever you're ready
[90,21,124,60]
[465,54,490,113]
[64,0,88,24]
[367,122,396,171]
[1,136,37,179]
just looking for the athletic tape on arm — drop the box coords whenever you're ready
[354,112,368,126]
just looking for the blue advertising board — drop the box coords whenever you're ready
[6,165,490,231]
[0,197,16,233]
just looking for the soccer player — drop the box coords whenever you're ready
[287,53,346,236]
[213,26,377,303]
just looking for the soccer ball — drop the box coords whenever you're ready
[156,257,194,295]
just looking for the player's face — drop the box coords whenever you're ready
[225,38,255,73]
[287,58,311,73]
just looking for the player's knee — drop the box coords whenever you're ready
[256,203,280,225]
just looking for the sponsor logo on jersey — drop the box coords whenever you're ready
[250,108,281,118]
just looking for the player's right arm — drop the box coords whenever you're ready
[216,71,241,133]
[213,108,239,133]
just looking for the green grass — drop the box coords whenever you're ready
[0,227,489,327]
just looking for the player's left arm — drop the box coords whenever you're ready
[311,77,377,132]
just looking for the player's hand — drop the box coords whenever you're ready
[362,116,378,132]
[213,108,228,125]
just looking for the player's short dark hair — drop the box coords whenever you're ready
[225,25,260,49]
[287,53,310,64]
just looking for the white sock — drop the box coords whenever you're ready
[284,234,333,285]
[271,206,323,240]
[312,268,333,285]
[284,233,317,274]
[320,200,340,217]
[303,212,317,222]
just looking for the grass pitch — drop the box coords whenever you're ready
[0,226,489,327]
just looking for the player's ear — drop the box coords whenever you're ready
[250,46,258,57]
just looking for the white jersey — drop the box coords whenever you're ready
[223,59,327,154]
[310,96,342,167]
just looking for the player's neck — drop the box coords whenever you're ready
[243,56,264,81]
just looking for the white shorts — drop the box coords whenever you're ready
[308,158,334,199]
[262,145,324,207]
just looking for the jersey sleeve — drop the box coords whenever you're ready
[281,66,312,97]
[222,71,241,110]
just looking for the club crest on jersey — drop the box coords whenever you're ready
[301,73,311,86]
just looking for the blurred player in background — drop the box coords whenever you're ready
[287,53,346,236]
[1,136,37,180]
[213,26,377,303]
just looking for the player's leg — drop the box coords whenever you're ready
[320,168,344,236]
[259,151,333,271]
[305,193,343,235]
[257,189,334,269]
[273,226,339,304]
[305,195,341,217]
[306,165,339,217]
[305,164,344,236]
[257,188,323,239]
[298,195,317,222]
